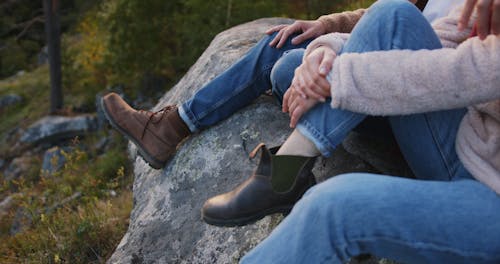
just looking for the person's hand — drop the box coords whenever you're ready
[459,0,500,39]
[292,46,336,101]
[282,87,318,128]
[266,20,327,48]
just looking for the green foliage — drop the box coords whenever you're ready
[0,135,133,263]
[62,0,369,99]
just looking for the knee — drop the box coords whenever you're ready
[270,49,304,100]
[369,0,419,18]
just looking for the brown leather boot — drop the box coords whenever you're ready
[201,143,316,227]
[100,92,190,169]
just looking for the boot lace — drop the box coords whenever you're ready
[141,105,176,139]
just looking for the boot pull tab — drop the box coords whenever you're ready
[249,143,266,159]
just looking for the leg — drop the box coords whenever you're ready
[389,108,470,181]
[241,173,500,264]
[243,102,481,263]
[201,49,320,227]
[202,0,440,225]
[179,32,312,132]
[102,32,311,168]
[295,0,442,157]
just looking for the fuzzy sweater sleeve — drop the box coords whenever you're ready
[317,9,366,34]
[329,35,500,116]
[303,33,350,59]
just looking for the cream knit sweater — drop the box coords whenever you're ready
[310,6,500,194]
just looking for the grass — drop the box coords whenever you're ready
[0,133,133,263]
[0,65,134,263]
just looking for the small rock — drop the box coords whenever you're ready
[0,94,22,109]
[94,136,110,154]
[3,155,32,181]
[19,114,98,145]
[41,146,70,176]
[10,207,32,235]
[0,195,15,219]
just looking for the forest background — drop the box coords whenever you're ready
[0,0,373,263]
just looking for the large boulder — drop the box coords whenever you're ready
[109,18,410,264]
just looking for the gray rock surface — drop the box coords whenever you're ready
[109,18,410,264]
[41,146,70,176]
[19,114,98,145]
[0,94,22,109]
[3,155,33,181]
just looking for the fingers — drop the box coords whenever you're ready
[266,24,287,35]
[476,0,492,39]
[459,0,478,31]
[276,26,296,48]
[293,47,334,101]
[288,97,318,128]
[319,50,336,76]
[269,29,285,47]
[296,69,328,101]
[291,28,315,45]
[289,105,304,128]
[282,88,291,113]
[492,0,500,34]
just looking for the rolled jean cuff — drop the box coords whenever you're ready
[178,104,198,133]
[296,120,334,157]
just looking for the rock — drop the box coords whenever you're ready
[342,132,413,178]
[19,114,98,145]
[3,155,32,181]
[0,195,15,219]
[94,136,110,154]
[109,18,410,263]
[9,207,32,235]
[41,146,70,176]
[0,94,22,110]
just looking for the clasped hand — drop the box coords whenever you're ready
[282,46,336,128]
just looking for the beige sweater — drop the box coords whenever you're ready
[311,6,500,194]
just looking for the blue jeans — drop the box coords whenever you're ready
[178,32,311,132]
[241,0,500,263]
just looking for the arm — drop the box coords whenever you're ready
[318,9,366,33]
[268,8,365,48]
[329,35,500,115]
[303,33,350,58]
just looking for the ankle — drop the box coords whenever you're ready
[276,130,320,157]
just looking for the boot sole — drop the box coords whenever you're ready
[100,97,166,169]
[201,205,293,227]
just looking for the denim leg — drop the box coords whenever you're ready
[294,0,442,157]
[241,173,500,264]
[389,108,472,181]
[270,48,305,104]
[179,32,312,132]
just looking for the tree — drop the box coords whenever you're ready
[43,0,63,113]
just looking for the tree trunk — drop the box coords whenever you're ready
[43,0,63,113]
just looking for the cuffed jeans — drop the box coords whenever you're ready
[178,31,312,132]
[241,0,500,263]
